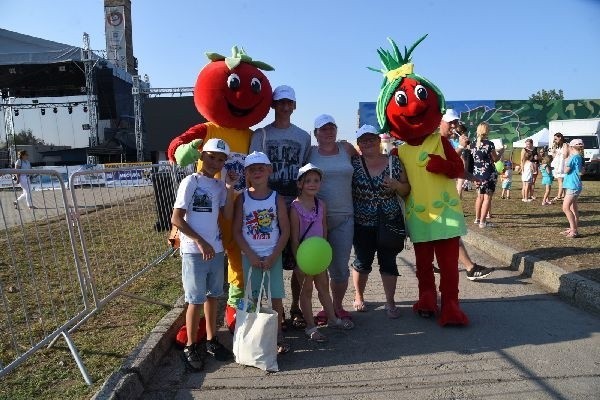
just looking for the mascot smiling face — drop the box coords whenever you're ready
[371,35,445,144]
[194,47,273,129]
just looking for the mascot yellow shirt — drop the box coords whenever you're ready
[397,132,467,243]
[197,122,251,192]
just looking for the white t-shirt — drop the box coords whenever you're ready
[15,159,31,183]
[241,190,280,257]
[173,173,227,254]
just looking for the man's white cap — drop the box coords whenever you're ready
[201,138,230,156]
[356,124,379,139]
[442,109,460,122]
[569,138,584,147]
[272,85,296,101]
[244,151,271,168]
[314,114,336,129]
[296,162,323,180]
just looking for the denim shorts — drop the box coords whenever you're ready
[181,252,225,304]
[351,224,400,276]
[501,181,512,190]
[565,189,581,197]
[326,214,354,283]
[242,255,285,299]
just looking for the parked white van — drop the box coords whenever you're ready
[549,118,600,177]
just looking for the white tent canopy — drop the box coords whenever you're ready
[512,128,550,148]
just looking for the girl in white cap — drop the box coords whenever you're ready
[290,163,354,342]
[561,139,584,238]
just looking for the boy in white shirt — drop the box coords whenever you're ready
[171,138,237,371]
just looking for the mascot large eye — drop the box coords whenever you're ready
[227,74,241,90]
[414,85,428,101]
[394,90,408,106]
[250,77,261,94]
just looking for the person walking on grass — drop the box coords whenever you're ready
[561,139,584,238]
[13,150,36,210]
[290,163,354,342]
[540,155,554,206]
[521,151,533,202]
[171,138,237,371]
[232,151,291,354]
[438,110,494,281]
[250,85,311,331]
[500,161,513,199]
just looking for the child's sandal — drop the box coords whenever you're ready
[305,326,328,343]
[327,318,354,330]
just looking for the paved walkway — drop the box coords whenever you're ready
[132,244,600,400]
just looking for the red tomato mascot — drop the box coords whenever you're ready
[168,46,274,335]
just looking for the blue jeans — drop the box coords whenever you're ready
[351,224,400,276]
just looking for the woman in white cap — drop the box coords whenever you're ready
[308,114,358,322]
[561,138,584,238]
[350,125,410,318]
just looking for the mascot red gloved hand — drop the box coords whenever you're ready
[168,46,274,340]
[370,35,468,326]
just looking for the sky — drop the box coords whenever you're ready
[2,0,600,148]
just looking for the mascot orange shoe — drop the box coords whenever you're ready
[167,46,274,332]
[370,35,468,326]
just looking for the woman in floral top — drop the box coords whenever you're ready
[350,125,410,319]
[470,122,504,228]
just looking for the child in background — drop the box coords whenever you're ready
[171,138,237,371]
[540,155,554,205]
[521,152,533,202]
[232,151,291,354]
[289,163,354,343]
[561,139,585,238]
[500,161,513,199]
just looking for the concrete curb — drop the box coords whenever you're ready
[463,229,600,315]
[91,296,187,400]
[94,232,600,399]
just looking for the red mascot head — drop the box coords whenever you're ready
[195,46,274,129]
[371,35,445,143]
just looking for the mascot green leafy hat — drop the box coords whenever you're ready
[369,35,445,132]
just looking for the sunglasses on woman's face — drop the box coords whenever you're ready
[358,136,379,144]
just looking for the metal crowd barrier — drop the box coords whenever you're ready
[0,163,192,384]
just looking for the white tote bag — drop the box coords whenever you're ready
[233,269,279,372]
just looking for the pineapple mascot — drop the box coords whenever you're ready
[370,36,468,326]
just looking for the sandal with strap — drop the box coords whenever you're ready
[290,309,307,330]
[305,326,328,343]
[314,310,328,326]
[327,318,354,330]
[335,309,352,321]
[277,333,291,354]
[280,311,288,332]
[384,304,401,319]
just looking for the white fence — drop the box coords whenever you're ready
[0,164,192,384]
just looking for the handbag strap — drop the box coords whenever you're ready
[360,156,383,211]
[298,197,319,242]
[256,270,272,310]
[241,267,254,312]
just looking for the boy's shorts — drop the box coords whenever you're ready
[565,189,581,197]
[242,255,285,299]
[181,252,225,304]
[501,181,512,190]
